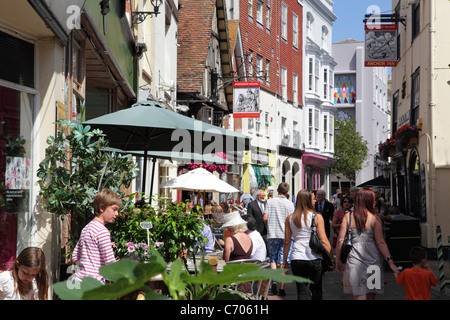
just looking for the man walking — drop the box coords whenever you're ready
[315,189,334,240]
[264,182,294,296]
[247,189,267,240]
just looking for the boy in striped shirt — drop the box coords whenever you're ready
[72,189,121,284]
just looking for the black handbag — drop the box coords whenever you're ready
[309,213,325,254]
[340,212,353,264]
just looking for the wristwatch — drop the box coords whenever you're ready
[385,256,393,262]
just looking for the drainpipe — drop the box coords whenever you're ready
[428,0,437,246]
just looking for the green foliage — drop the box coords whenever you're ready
[53,248,310,300]
[332,118,369,182]
[36,120,139,249]
[108,197,207,263]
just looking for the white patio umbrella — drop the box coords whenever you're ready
[160,167,239,208]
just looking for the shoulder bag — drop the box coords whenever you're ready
[340,211,353,264]
[309,213,333,272]
[309,213,325,254]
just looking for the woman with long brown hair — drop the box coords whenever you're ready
[336,187,399,300]
[0,247,49,300]
[282,189,334,300]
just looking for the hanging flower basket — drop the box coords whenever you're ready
[394,124,419,149]
[378,138,396,161]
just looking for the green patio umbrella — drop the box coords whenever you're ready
[84,100,249,194]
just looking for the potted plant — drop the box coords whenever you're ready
[36,120,139,278]
[378,137,396,160]
[108,196,207,264]
[394,124,419,149]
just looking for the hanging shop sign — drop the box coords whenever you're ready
[232,81,260,118]
[364,24,397,67]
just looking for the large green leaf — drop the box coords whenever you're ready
[53,276,103,300]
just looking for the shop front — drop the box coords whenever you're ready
[302,153,337,196]
[0,23,39,270]
[243,148,275,197]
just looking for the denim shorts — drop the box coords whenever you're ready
[267,238,293,264]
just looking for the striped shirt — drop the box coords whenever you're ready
[266,196,295,239]
[72,219,116,283]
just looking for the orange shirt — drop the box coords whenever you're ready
[396,267,437,300]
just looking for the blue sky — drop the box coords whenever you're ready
[332,0,393,43]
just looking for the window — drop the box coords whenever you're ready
[255,112,261,133]
[248,50,253,77]
[392,90,399,133]
[281,67,287,101]
[256,1,263,25]
[265,59,270,83]
[281,3,287,41]
[266,1,272,31]
[293,73,298,106]
[71,35,86,100]
[323,68,328,100]
[328,69,334,101]
[265,112,269,136]
[411,2,420,41]
[248,118,254,131]
[321,26,328,49]
[308,109,313,145]
[306,13,313,37]
[256,54,263,80]
[329,115,334,151]
[213,111,223,127]
[314,109,319,147]
[411,68,420,126]
[308,108,319,147]
[308,57,314,91]
[248,0,253,19]
[323,115,328,149]
[314,58,320,94]
[293,13,298,48]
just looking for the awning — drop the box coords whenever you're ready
[104,148,233,165]
[357,176,390,188]
[302,153,327,167]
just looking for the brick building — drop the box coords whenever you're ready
[226,0,304,196]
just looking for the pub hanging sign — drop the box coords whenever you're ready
[232,81,260,118]
[364,24,397,67]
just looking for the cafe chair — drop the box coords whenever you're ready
[226,258,272,300]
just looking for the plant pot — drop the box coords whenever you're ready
[387,146,397,156]
[406,136,418,148]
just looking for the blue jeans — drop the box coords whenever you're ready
[290,259,323,300]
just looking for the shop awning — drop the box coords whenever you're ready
[357,175,390,188]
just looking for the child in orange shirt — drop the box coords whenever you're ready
[395,246,437,300]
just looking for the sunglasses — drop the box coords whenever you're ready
[343,201,351,204]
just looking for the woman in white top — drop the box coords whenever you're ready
[242,214,267,261]
[282,189,334,300]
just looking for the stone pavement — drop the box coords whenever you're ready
[268,258,450,300]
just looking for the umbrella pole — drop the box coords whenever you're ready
[149,158,156,203]
[142,148,148,196]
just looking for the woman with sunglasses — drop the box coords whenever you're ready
[331,195,353,248]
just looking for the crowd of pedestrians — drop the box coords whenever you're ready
[214,183,438,300]
[1,185,438,300]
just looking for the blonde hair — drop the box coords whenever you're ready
[93,189,122,216]
[204,204,213,214]
[227,223,248,234]
[292,189,315,229]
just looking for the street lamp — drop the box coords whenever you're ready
[131,0,163,25]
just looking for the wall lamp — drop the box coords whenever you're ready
[131,0,163,25]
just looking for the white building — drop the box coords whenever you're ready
[302,0,338,195]
[332,39,390,187]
